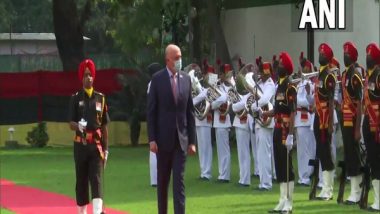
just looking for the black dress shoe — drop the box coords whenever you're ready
[344,200,359,205]
[267,210,281,213]
[316,196,333,201]
[238,183,250,187]
[255,186,271,191]
[217,179,230,183]
[151,184,157,187]
[199,176,210,181]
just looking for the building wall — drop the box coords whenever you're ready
[222,0,379,67]
[0,40,58,55]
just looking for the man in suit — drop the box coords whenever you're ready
[147,44,196,214]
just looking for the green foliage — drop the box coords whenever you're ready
[26,122,49,148]
[0,0,53,33]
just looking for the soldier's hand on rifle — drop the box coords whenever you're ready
[285,134,294,151]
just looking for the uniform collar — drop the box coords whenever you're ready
[319,65,328,72]
[84,87,94,97]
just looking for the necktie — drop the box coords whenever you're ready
[171,74,177,103]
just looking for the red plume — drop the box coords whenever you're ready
[299,52,304,62]
[238,57,243,68]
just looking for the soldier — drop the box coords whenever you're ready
[251,61,276,190]
[341,41,364,205]
[363,43,380,212]
[260,52,297,213]
[295,53,316,186]
[211,62,232,182]
[193,61,214,180]
[69,59,110,214]
[306,43,336,201]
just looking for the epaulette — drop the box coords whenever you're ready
[94,91,105,97]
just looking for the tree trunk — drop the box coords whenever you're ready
[189,0,202,65]
[53,0,91,71]
[206,0,230,65]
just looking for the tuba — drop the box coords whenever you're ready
[184,63,211,120]
[240,62,274,127]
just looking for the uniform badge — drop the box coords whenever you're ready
[96,102,102,111]
[79,101,84,106]
[276,93,285,100]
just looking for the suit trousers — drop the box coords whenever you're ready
[157,136,186,214]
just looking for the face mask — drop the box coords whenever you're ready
[318,54,328,66]
[277,67,287,77]
[174,58,182,72]
[366,56,375,69]
[344,54,352,67]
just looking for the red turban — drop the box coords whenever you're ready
[366,43,380,64]
[319,43,334,62]
[78,59,96,81]
[279,52,294,75]
[343,41,358,62]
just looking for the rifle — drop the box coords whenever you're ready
[337,161,346,204]
[359,142,370,210]
[308,158,320,200]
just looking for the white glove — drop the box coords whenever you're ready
[285,134,294,151]
[251,101,259,112]
[78,118,87,133]
[104,150,109,160]
[211,93,227,109]
[199,88,208,98]
[216,93,227,103]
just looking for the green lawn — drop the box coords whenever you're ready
[0,146,373,214]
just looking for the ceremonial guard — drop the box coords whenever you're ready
[193,61,214,180]
[251,61,276,190]
[69,59,110,214]
[260,52,297,213]
[341,41,364,205]
[295,53,316,186]
[306,43,336,200]
[211,62,232,182]
[362,43,380,212]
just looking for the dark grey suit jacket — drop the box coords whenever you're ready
[147,68,196,153]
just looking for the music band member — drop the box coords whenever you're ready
[193,61,214,180]
[251,61,276,190]
[211,62,232,182]
[295,53,316,186]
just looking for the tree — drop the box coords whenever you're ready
[52,0,92,71]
